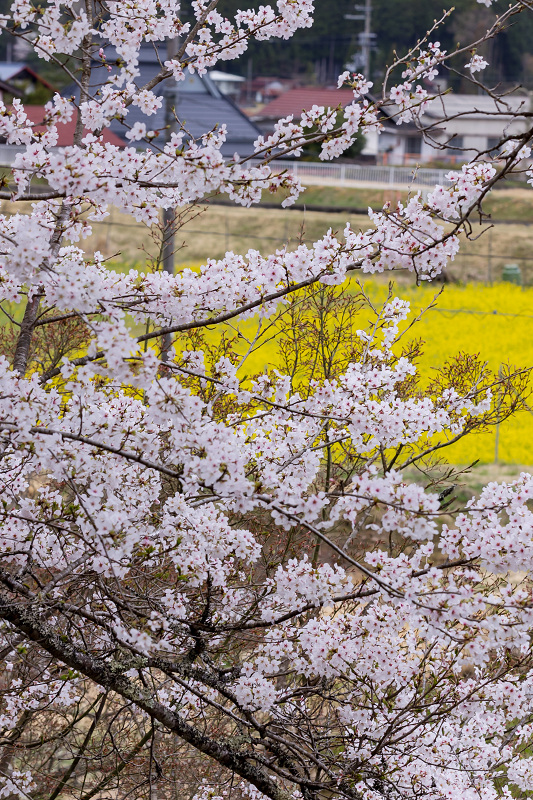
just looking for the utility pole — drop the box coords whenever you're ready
[161,37,178,362]
[345,0,374,79]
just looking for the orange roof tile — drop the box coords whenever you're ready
[254,88,356,119]
[14,105,126,147]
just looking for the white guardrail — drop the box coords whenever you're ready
[0,145,20,166]
[0,144,453,189]
[249,159,455,188]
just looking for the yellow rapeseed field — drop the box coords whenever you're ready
[364,281,533,465]
[224,280,533,466]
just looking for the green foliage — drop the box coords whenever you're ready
[218,0,354,81]
[302,111,366,160]
[215,0,533,88]
[18,81,54,104]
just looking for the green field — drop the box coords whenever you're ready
[262,183,533,223]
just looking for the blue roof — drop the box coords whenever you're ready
[0,63,27,81]
[62,44,260,157]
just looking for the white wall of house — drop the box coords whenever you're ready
[374,129,434,165]
[426,115,528,161]
[360,128,379,156]
[372,93,531,165]
[208,70,245,98]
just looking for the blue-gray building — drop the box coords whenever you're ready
[63,44,261,158]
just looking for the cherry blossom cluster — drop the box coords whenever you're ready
[0,200,469,323]
[253,78,381,162]
[1,3,533,800]
[427,161,497,221]
[11,0,91,61]
[387,43,445,124]
[465,53,489,73]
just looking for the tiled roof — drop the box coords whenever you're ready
[0,63,55,90]
[253,88,357,119]
[62,46,261,157]
[13,106,126,147]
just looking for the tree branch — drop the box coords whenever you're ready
[0,593,293,800]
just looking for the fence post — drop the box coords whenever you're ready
[494,365,503,464]
[487,227,493,285]
[225,209,230,253]
[340,164,346,184]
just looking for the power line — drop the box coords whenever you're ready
[86,219,533,262]
[428,307,533,320]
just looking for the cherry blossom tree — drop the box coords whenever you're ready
[2,1,533,799]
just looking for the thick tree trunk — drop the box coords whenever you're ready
[0,590,294,800]
[12,294,41,375]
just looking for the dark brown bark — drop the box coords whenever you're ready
[0,592,292,800]
[12,293,42,375]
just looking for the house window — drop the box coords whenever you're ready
[487,137,501,152]
[406,136,422,155]
[447,135,464,151]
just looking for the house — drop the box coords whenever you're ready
[208,70,245,99]
[245,77,294,107]
[375,92,531,166]
[8,105,126,147]
[62,44,262,158]
[0,63,56,104]
[250,85,533,165]
[420,93,531,162]
[250,86,412,162]
[251,87,358,133]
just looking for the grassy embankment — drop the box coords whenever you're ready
[54,184,533,285]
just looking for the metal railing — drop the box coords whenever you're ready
[249,159,454,188]
[0,145,20,166]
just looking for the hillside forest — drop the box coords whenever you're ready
[212,0,533,89]
[1,0,531,94]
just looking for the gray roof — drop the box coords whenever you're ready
[423,92,530,121]
[0,78,23,97]
[62,44,260,157]
[0,63,26,81]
